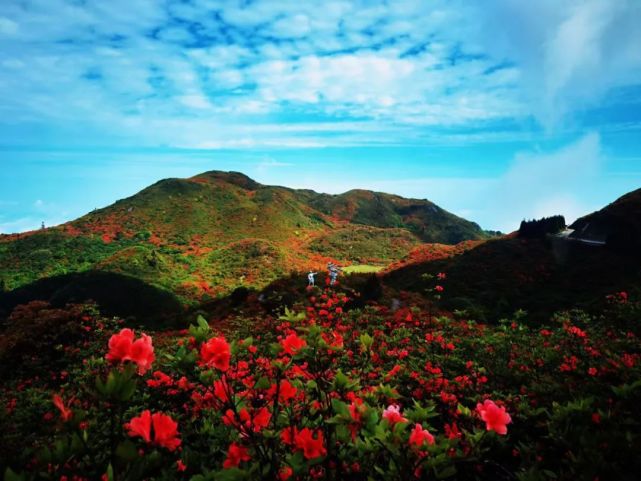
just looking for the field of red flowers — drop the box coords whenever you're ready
[1,280,640,481]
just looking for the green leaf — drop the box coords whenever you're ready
[214,468,249,481]
[331,398,350,417]
[456,404,471,417]
[333,370,349,390]
[197,315,210,331]
[254,376,271,390]
[116,440,138,461]
[435,465,457,479]
[4,467,25,481]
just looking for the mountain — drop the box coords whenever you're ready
[383,188,641,322]
[0,171,488,317]
[569,188,641,251]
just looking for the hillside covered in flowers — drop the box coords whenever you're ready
[1,276,640,480]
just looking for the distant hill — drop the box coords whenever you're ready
[570,188,641,251]
[383,188,641,322]
[0,171,488,313]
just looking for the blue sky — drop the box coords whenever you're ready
[1,0,640,233]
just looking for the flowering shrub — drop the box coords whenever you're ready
[1,287,641,480]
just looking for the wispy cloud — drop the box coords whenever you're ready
[3,0,638,150]
[469,0,641,127]
[480,132,606,231]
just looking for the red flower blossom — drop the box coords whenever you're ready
[281,333,307,356]
[214,378,232,403]
[279,466,293,480]
[294,428,326,460]
[127,410,152,443]
[200,337,231,372]
[383,404,408,425]
[106,328,155,375]
[476,400,512,435]
[127,410,181,451]
[129,334,155,375]
[274,379,298,403]
[408,423,435,448]
[252,407,271,432]
[106,328,134,362]
[52,394,73,422]
[223,443,251,469]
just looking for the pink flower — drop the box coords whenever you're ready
[383,404,407,425]
[408,423,435,448]
[476,400,512,435]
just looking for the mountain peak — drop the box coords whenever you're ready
[189,171,261,190]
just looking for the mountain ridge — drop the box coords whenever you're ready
[0,170,488,304]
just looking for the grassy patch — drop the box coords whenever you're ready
[343,264,384,274]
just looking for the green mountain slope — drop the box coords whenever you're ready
[0,171,487,308]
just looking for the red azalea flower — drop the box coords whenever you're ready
[200,336,231,372]
[383,404,407,425]
[444,422,461,440]
[129,334,155,375]
[106,328,134,362]
[127,410,152,443]
[294,428,326,460]
[408,423,435,448]
[176,460,187,472]
[52,394,73,422]
[127,410,181,451]
[223,442,251,468]
[276,380,298,403]
[252,407,271,432]
[106,328,155,375]
[281,333,307,356]
[279,466,293,481]
[152,412,181,451]
[476,400,512,435]
[281,426,296,445]
[214,378,232,403]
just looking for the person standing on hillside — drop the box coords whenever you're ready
[327,262,342,285]
[308,271,317,287]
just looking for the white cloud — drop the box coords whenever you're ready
[471,0,641,126]
[0,0,639,152]
[178,94,211,110]
[490,132,604,231]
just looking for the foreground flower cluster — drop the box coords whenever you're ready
[1,287,640,480]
